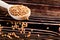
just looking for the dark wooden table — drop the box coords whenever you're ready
[0,0,60,33]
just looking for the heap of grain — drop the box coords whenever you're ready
[9,5,30,16]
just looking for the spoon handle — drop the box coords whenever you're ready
[0,0,9,9]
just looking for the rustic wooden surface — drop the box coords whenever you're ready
[0,1,60,25]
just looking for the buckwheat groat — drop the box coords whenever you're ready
[9,5,30,16]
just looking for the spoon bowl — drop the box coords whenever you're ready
[8,6,31,20]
